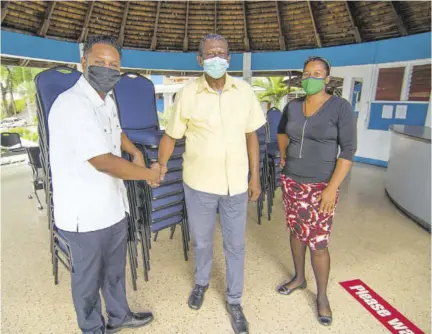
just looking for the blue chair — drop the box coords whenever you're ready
[34,66,81,285]
[265,108,283,220]
[113,73,189,282]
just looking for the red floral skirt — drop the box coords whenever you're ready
[281,174,339,250]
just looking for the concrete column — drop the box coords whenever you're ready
[242,52,252,84]
[77,43,84,72]
[426,96,431,128]
[341,76,355,103]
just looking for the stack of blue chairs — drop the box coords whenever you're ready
[34,66,81,285]
[255,125,269,225]
[264,107,283,220]
[113,73,189,285]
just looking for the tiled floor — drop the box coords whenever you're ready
[1,163,430,334]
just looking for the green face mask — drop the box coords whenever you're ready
[302,77,326,95]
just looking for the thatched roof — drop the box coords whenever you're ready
[1,1,431,52]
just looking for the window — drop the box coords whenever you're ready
[375,67,405,101]
[408,64,431,101]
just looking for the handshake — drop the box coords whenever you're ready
[147,162,168,187]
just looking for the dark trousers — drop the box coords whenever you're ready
[60,217,130,334]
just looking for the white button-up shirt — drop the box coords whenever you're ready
[48,75,129,233]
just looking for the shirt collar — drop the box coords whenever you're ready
[197,74,237,94]
[77,74,106,108]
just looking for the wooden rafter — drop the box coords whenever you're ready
[38,1,57,37]
[19,59,30,67]
[78,1,95,43]
[241,1,250,51]
[1,1,10,24]
[117,1,130,47]
[306,1,321,47]
[275,1,286,50]
[389,1,408,36]
[151,1,162,50]
[183,1,190,52]
[345,1,362,43]
[214,1,218,33]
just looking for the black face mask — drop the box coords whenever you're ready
[85,65,121,93]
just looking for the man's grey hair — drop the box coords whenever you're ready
[198,34,229,56]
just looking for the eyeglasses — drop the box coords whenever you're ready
[201,51,229,60]
[302,71,327,79]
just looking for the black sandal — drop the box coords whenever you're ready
[276,279,307,295]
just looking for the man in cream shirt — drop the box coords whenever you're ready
[49,36,159,334]
[158,34,266,334]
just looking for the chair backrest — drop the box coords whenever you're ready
[1,132,22,148]
[267,107,282,143]
[34,66,81,140]
[27,146,42,168]
[113,73,159,131]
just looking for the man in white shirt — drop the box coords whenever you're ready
[48,36,159,334]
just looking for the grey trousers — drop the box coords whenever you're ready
[183,183,248,305]
[60,217,130,334]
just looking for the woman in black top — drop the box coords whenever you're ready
[276,56,357,326]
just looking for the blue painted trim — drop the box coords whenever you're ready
[1,30,431,71]
[1,31,80,63]
[353,156,388,167]
[368,102,429,130]
[251,32,431,70]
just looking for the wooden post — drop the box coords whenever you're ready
[38,1,57,37]
[306,1,321,48]
[345,1,362,43]
[118,1,130,47]
[183,1,190,51]
[151,1,162,50]
[1,1,10,23]
[275,1,286,50]
[78,1,95,43]
[241,1,250,51]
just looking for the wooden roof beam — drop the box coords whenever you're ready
[151,1,162,50]
[1,1,10,23]
[214,1,218,33]
[275,1,286,50]
[117,1,130,47]
[389,1,408,36]
[183,1,190,51]
[241,1,250,51]
[78,1,95,43]
[345,1,362,43]
[19,59,30,67]
[38,1,57,37]
[306,1,321,48]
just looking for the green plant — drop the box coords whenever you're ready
[1,127,39,143]
[252,77,290,110]
[158,106,174,129]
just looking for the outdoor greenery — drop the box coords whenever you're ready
[157,106,174,129]
[252,76,299,110]
[1,65,43,119]
[2,126,39,143]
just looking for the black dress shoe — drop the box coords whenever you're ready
[106,312,154,334]
[188,284,208,310]
[226,303,249,334]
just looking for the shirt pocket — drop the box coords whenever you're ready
[190,95,221,128]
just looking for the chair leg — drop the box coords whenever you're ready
[153,231,158,242]
[34,190,43,210]
[170,225,176,239]
[127,240,137,291]
[54,250,59,285]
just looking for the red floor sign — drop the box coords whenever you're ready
[340,279,424,334]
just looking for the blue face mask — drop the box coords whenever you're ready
[203,57,229,79]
